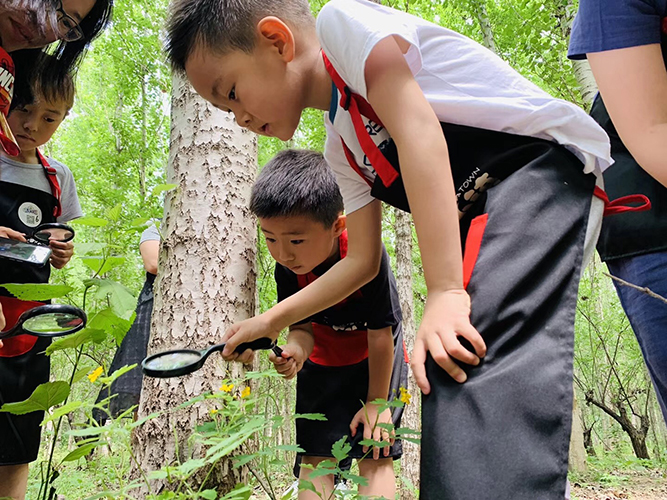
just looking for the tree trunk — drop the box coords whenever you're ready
[569,395,587,473]
[469,0,497,53]
[394,208,420,499]
[132,72,257,494]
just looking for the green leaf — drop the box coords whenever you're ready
[105,204,123,222]
[72,216,108,227]
[331,436,351,463]
[66,427,105,437]
[98,364,137,386]
[80,256,126,276]
[151,183,177,197]
[297,480,318,494]
[87,279,136,320]
[294,412,327,421]
[0,381,70,415]
[219,483,252,500]
[198,490,217,500]
[131,217,151,228]
[175,458,206,477]
[42,401,83,425]
[46,328,106,355]
[0,283,73,301]
[274,444,305,452]
[62,442,98,462]
[87,308,134,345]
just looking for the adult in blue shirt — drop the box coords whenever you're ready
[569,0,667,423]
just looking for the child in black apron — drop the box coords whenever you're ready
[0,54,82,499]
[166,1,644,498]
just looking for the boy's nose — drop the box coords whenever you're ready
[234,110,252,128]
[24,121,38,132]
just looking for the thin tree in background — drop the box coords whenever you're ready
[132,73,258,494]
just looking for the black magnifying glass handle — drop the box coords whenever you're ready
[28,223,75,245]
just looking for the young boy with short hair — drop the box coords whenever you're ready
[0,55,82,500]
[166,1,616,498]
[251,149,407,499]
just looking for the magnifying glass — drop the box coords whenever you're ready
[142,337,284,378]
[27,223,75,246]
[0,304,87,339]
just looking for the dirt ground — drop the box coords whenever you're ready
[571,468,667,500]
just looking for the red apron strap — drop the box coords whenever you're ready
[37,149,62,218]
[341,139,373,188]
[0,296,41,357]
[593,186,652,217]
[322,51,399,188]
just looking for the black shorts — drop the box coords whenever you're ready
[294,330,407,475]
[0,336,51,465]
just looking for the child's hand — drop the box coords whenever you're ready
[411,289,486,393]
[0,226,26,241]
[221,313,281,361]
[268,343,308,379]
[49,239,74,269]
[350,403,394,460]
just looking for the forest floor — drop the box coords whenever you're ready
[571,464,667,500]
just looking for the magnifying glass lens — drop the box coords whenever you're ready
[22,312,84,335]
[144,352,202,371]
[34,228,74,244]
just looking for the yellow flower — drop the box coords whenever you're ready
[210,409,219,415]
[399,387,411,406]
[240,386,251,399]
[220,383,234,393]
[88,366,104,383]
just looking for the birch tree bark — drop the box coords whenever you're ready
[132,72,257,494]
[470,0,497,53]
[394,208,420,499]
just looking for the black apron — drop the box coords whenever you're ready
[323,51,596,499]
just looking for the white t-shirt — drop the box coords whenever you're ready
[0,153,83,223]
[317,0,612,214]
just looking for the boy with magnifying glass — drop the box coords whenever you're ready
[0,55,82,499]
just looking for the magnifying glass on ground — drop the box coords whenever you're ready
[142,337,284,378]
[0,304,87,339]
[27,223,75,246]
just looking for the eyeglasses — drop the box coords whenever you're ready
[54,0,84,42]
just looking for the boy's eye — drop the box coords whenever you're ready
[44,117,55,123]
[291,240,304,245]
[265,238,276,243]
[228,86,236,101]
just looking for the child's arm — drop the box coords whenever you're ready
[350,326,394,460]
[269,323,314,379]
[364,36,487,393]
[588,45,667,187]
[222,200,383,357]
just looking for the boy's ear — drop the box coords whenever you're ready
[333,214,346,236]
[257,17,295,63]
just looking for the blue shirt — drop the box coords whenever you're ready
[569,0,667,59]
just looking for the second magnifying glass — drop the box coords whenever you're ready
[142,338,284,378]
[0,304,87,339]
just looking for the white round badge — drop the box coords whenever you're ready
[18,202,43,227]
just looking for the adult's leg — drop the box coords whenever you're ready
[358,458,395,498]
[607,251,667,422]
[0,463,29,500]
[420,150,596,500]
[298,456,335,500]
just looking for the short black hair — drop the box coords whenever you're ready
[166,0,314,72]
[251,149,344,228]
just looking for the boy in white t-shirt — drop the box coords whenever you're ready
[165,1,614,498]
